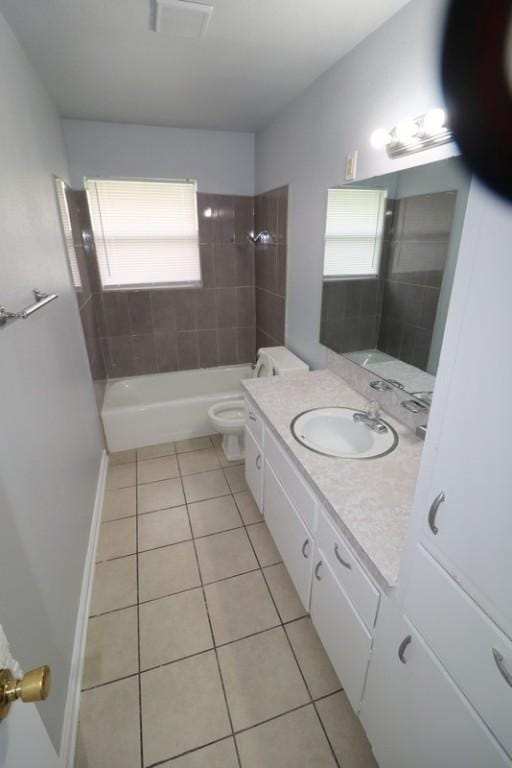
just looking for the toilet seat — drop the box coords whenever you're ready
[208,398,246,462]
[208,347,309,462]
[208,399,246,430]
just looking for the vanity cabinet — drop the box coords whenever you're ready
[244,412,264,511]
[246,405,381,713]
[310,554,373,711]
[361,606,511,768]
[263,462,314,610]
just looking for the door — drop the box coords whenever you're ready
[0,627,59,768]
[361,607,511,768]
[419,184,512,637]
[263,463,313,609]
[244,427,264,511]
[310,555,372,711]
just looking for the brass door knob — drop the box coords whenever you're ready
[0,666,51,720]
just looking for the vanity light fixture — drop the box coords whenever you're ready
[370,108,453,157]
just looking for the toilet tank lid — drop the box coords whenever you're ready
[257,346,309,373]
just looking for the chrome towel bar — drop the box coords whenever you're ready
[0,290,58,328]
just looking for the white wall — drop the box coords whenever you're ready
[62,119,255,195]
[255,0,459,368]
[0,13,104,750]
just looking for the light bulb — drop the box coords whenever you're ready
[203,207,213,218]
[370,128,392,149]
[423,108,446,136]
[395,118,419,144]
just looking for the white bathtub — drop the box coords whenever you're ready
[102,364,252,452]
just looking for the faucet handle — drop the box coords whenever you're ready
[367,400,380,419]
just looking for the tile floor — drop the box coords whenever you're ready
[75,435,377,768]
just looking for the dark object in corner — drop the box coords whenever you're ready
[441,0,512,201]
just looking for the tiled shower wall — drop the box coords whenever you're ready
[254,186,288,348]
[320,191,455,372]
[378,191,456,371]
[67,192,261,378]
[65,188,107,383]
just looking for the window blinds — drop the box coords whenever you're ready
[323,187,387,279]
[86,178,201,289]
[55,178,81,288]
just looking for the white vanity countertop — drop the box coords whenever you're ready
[242,369,423,590]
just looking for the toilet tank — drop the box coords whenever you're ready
[258,346,309,375]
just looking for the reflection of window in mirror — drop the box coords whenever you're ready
[323,188,387,279]
[54,177,82,289]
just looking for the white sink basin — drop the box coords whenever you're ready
[291,407,398,460]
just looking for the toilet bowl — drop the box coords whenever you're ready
[208,347,309,462]
[208,399,246,461]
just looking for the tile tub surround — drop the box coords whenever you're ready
[242,369,423,588]
[76,435,378,768]
[254,186,288,349]
[68,191,257,379]
[64,188,107,384]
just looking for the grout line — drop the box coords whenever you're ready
[97,450,342,768]
[281,621,341,768]
[179,477,243,768]
[81,671,139,694]
[248,520,342,767]
[134,453,145,768]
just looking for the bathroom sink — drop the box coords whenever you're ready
[291,407,398,460]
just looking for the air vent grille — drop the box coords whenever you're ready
[154,0,213,39]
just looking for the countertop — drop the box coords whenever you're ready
[242,369,423,590]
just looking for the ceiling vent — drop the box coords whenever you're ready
[153,0,213,39]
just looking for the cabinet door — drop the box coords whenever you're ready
[244,426,263,511]
[361,607,511,768]
[310,553,372,712]
[418,187,512,636]
[264,462,313,610]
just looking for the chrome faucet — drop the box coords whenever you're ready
[353,401,388,434]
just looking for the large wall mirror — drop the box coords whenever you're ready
[320,157,471,401]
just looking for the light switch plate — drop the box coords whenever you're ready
[345,150,358,182]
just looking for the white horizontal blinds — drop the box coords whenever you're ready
[55,178,81,288]
[86,178,201,289]
[323,187,387,278]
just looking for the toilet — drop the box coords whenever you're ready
[208,346,309,461]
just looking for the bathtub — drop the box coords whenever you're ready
[102,364,253,452]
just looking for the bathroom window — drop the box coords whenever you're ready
[323,187,387,279]
[55,177,82,288]
[86,178,201,289]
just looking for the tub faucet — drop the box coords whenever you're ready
[353,401,388,434]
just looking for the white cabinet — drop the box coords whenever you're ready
[311,553,372,712]
[244,426,263,511]
[422,466,512,639]
[264,462,314,610]
[362,606,511,768]
[317,507,380,631]
[418,194,512,638]
[405,546,512,757]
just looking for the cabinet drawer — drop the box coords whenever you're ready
[405,546,512,757]
[245,402,263,446]
[264,427,318,533]
[311,553,372,712]
[317,507,380,631]
[264,463,313,610]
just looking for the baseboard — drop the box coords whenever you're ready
[59,449,108,768]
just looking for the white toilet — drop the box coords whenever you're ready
[208,346,309,461]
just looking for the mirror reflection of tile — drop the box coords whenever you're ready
[320,157,470,397]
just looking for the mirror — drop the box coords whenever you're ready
[320,157,471,401]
